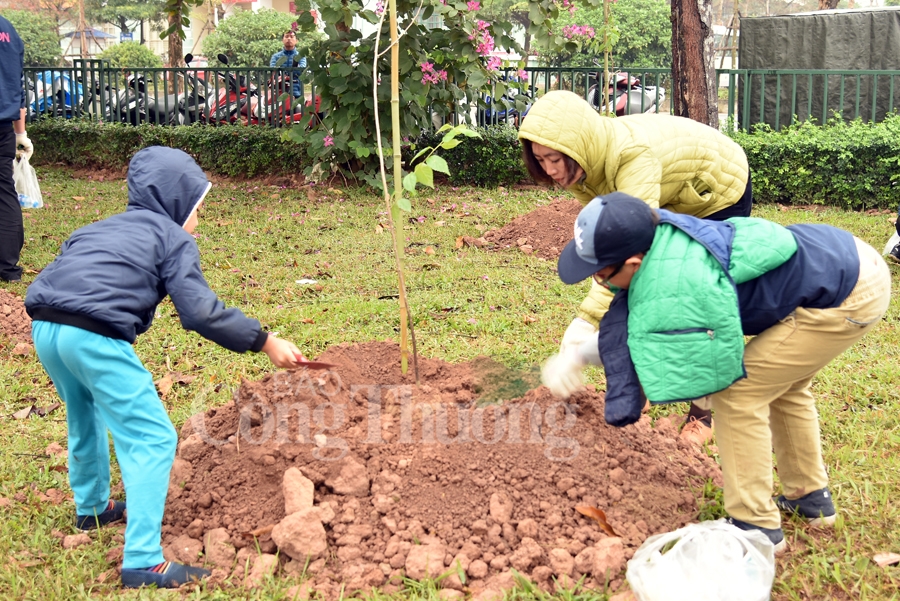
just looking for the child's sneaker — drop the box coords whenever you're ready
[889,242,900,264]
[75,500,126,531]
[725,516,786,555]
[121,561,211,589]
[775,488,837,527]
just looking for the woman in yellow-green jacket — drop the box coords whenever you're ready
[518,90,752,442]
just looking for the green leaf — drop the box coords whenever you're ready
[425,155,450,175]
[467,70,487,89]
[402,173,418,193]
[411,146,435,164]
[441,139,461,149]
[414,163,435,188]
[396,195,412,212]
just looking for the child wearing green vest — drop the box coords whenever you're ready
[545,192,891,553]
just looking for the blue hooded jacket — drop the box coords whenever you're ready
[26,147,268,352]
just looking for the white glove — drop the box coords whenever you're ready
[559,317,597,354]
[541,349,585,399]
[16,133,33,161]
[560,316,602,366]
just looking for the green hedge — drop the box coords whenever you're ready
[27,116,900,211]
[408,125,529,188]
[27,120,311,178]
[731,115,900,211]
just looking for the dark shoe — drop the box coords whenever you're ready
[121,561,211,589]
[889,242,900,263]
[775,488,836,527]
[75,499,126,531]
[725,516,786,554]
[1,275,21,283]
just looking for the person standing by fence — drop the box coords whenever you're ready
[0,15,33,283]
[270,29,307,100]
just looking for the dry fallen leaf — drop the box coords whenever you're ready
[424,246,435,255]
[241,523,276,539]
[35,403,61,417]
[873,552,900,567]
[12,405,35,420]
[300,318,315,324]
[72,196,85,201]
[523,315,538,324]
[155,374,174,399]
[575,505,620,537]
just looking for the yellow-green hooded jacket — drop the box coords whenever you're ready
[518,90,749,326]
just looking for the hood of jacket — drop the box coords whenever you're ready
[519,90,613,191]
[126,146,211,227]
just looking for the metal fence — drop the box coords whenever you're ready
[24,59,318,127]
[23,61,900,131]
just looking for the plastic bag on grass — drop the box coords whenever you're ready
[13,156,43,209]
[883,231,899,256]
[626,519,775,601]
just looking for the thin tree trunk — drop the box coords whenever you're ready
[671,0,718,128]
[168,6,184,67]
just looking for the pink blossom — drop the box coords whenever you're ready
[469,20,495,56]
[518,69,528,80]
[420,61,448,85]
[562,24,595,39]
[375,0,384,15]
[467,0,480,9]
[324,135,334,147]
[486,56,502,71]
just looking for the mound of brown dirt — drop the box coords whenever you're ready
[0,289,32,347]
[163,341,721,597]
[483,199,582,259]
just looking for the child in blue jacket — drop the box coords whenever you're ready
[25,147,305,588]
[544,192,891,553]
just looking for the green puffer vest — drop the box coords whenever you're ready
[628,216,798,402]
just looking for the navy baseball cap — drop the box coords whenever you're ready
[557,192,656,284]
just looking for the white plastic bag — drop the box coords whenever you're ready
[13,156,43,209]
[883,231,899,256]
[626,519,775,601]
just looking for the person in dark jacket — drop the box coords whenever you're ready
[269,29,307,99]
[0,15,34,283]
[545,192,891,554]
[25,146,305,589]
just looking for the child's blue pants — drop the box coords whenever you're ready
[31,321,176,569]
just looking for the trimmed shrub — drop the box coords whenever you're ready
[27,119,310,178]
[730,115,900,211]
[409,125,528,188]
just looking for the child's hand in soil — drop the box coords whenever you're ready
[262,334,303,368]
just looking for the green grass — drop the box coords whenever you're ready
[1,168,900,600]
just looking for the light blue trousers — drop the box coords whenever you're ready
[32,321,176,569]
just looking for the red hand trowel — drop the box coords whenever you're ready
[293,353,337,370]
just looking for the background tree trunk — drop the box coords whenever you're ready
[168,11,183,66]
[671,0,718,128]
[817,0,839,9]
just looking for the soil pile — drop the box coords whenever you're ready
[0,289,32,348]
[483,199,581,259]
[163,341,722,597]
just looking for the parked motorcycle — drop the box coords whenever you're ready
[26,70,83,119]
[203,54,260,125]
[477,76,532,128]
[587,71,665,116]
[262,71,323,128]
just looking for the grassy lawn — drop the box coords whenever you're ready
[1,166,899,600]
